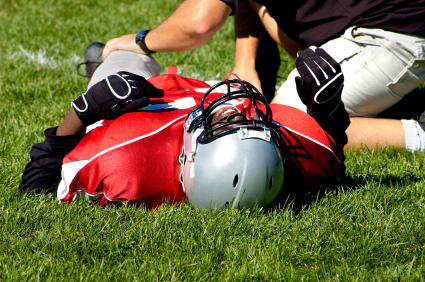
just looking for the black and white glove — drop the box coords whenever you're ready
[296,48,350,177]
[295,48,344,118]
[72,71,164,126]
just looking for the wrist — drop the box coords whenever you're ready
[57,108,86,136]
[234,56,257,70]
[135,30,156,54]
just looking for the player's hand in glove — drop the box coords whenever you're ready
[295,48,350,177]
[71,71,164,126]
[295,48,344,118]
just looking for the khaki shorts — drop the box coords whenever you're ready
[277,27,425,117]
[88,51,161,89]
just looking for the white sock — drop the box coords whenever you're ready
[401,119,425,152]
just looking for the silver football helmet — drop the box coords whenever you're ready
[179,79,284,209]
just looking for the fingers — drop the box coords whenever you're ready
[102,34,145,61]
[128,85,164,99]
[118,72,147,86]
[102,38,119,60]
[296,48,342,89]
[301,49,328,83]
[142,87,164,98]
[129,80,150,89]
[103,97,151,120]
[116,71,133,77]
[295,76,313,107]
[117,71,147,83]
[295,53,318,89]
[120,97,151,113]
[315,48,341,73]
[120,75,164,98]
[113,72,163,98]
[294,48,344,116]
[305,48,336,79]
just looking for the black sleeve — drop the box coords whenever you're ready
[221,0,240,15]
[19,127,85,195]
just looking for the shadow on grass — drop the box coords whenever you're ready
[342,173,423,190]
[269,87,425,214]
[269,171,423,214]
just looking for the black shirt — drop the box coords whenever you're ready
[253,0,425,46]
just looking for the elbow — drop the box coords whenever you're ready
[184,13,227,37]
[188,20,219,36]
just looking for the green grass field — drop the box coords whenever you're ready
[2,0,425,281]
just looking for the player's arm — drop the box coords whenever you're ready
[231,0,264,93]
[294,48,350,168]
[102,0,233,60]
[20,72,164,195]
[20,106,88,195]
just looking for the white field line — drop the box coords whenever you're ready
[8,48,228,82]
[9,46,81,67]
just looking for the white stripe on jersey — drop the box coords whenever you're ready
[57,115,187,202]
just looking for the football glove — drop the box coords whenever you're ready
[72,71,164,126]
[295,48,344,118]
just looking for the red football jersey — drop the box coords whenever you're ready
[57,75,341,208]
[271,104,341,190]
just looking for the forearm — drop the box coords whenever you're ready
[21,68,156,194]
[234,0,264,71]
[103,0,233,59]
[145,0,232,52]
[57,107,86,136]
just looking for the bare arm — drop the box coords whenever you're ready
[232,0,307,93]
[103,0,232,60]
[232,0,265,92]
[56,108,86,136]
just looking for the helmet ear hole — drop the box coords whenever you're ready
[269,177,273,190]
[233,174,239,188]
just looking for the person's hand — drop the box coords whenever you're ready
[102,34,147,60]
[295,48,344,117]
[71,71,164,126]
[229,66,263,94]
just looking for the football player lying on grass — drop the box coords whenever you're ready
[19,48,349,209]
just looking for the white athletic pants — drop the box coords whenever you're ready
[88,51,161,89]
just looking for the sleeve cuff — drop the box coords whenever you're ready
[44,127,85,156]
